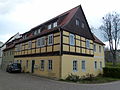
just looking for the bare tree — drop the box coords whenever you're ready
[100,12,120,66]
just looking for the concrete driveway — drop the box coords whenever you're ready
[0,70,120,90]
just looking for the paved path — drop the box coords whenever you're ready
[0,70,120,90]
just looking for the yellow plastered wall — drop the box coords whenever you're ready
[61,54,104,79]
[94,43,105,68]
[14,56,61,79]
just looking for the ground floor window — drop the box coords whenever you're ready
[100,61,102,69]
[82,60,86,72]
[48,60,52,70]
[26,60,28,69]
[94,61,97,70]
[73,60,77,71]
[40,60,44,70]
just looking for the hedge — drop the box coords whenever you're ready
[103,67,120,78]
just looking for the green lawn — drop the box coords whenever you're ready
[106,62,120,68]
[79,76,120,84]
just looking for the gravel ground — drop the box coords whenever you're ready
[0,70,120,90]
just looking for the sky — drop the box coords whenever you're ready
[0,0,120,43]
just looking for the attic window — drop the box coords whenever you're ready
[76,19,80,26]
[48,24,52,29]
[53,22,57,27]
[81,22,85,28]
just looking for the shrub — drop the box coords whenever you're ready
[65,73,80,82]
[103,67,120,78]
[81,73,95,81]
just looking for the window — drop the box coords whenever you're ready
[76,19,80,26]
[28,41,32,49]
[26,60,28,68]
[16,45,19,51]
[48,34,53,45]
[94,61,97,69]
[73,60,77,71]
[53,22,57,27]
[20,44,22,51]
[48,24,52,29]
[20,60,22,65]
[37,38,41,47]
[48,60,52,70]
[41,37,45,47]
[34,30,38,35]
[99,46,101,52]
[38,28,41,33]
[100,61,102,69]
[82,60,86,71]
[94,44,96,52]
[81,22,85,28]
[69,34,75,45]
[86,39,90,49]
[40,60,44,70]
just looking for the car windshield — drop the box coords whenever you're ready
[12,63,21,68]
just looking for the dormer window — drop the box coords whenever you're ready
[48,24,52,29]
[38,28,41,33]
[53,22,57,27]
[76,19,80,26]
[34,30,38,35]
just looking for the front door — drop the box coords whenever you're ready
[31,60,35,73]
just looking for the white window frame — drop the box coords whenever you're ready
[48,24,52,29]
[53,22,57,27]
[40,60,44,70]
[48,60,52,70]
[94,61,97,70]
[69,34,75,46]
[73,60,77,72]
[41,37,45,47]
[28,41,32,49]
[48,34,53,45]
[37,38,41,47]
[100,61,102,70]
[38,28,41,33]
[94,44,96,52]
[82,60,86,72]
[86,39,90,49]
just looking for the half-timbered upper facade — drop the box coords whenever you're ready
[13,5,105,79]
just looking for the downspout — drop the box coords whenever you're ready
[59,28,62,79]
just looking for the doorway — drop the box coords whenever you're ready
[31,60,35,73]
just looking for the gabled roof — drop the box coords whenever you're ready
[22,5,79,36]
[93,34,105,45]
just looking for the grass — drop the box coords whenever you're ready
[79,76,120,84]
[106,62,120,68]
